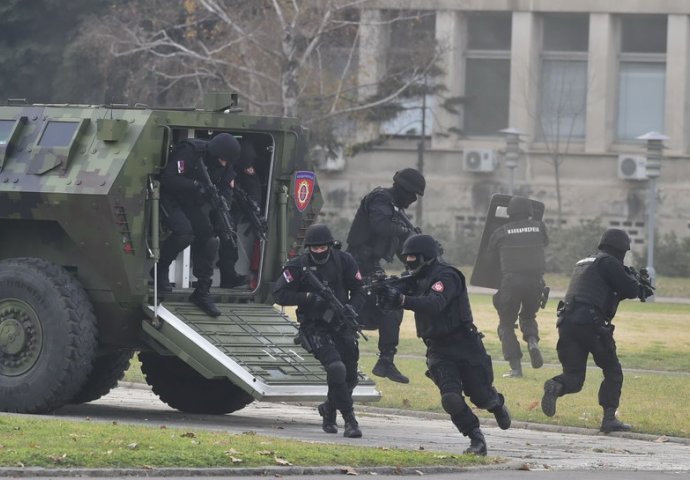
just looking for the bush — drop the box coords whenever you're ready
[425,223,481,267]
[545,218,604,274]
[634,232,690,277]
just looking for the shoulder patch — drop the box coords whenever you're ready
[177,160,186,174]
[431,281,444,293]
[282,269,294,283]
[355,270,362,281]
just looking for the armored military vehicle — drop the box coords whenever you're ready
[0,93,379,414]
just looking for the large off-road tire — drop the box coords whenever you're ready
[70,350,134,404]
[139,352,254,414]
[0,258,98,413]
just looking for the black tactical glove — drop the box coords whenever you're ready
[379,286,403,309]
[193,180,209,200]
[306,292,329,317]
[639,285,655,302]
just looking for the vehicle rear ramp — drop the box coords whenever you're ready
[143,302,380,402]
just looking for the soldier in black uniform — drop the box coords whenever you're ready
[487,196,549,377]
[217,139,263,288]
[273,224,366,438]
[346,168,426,384]
[379,234,511,455]
[541,228,653,433]
[155,133,242,316]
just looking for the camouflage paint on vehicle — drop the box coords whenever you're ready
[0,95,380,415]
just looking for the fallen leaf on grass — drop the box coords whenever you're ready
[655,435,669,443]
[127,442,138,450]
[181,432,196,438]
[274,456,292,466]
[527,400,539,410]
[340,466,358,475]
[256,450,274,456]
[229,456,243,464]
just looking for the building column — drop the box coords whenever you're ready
[585,14,617,153]
[665,14,690,154]
[508,11,540,143]
[432,11,465,150]
[357,9,390,144]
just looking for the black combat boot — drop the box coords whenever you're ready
[317,401,338,434]
[600,407,632,433]
[149,265,173,293]
[341,410,362,438]
[372,352,409,384]
[220,271,248,289]
[464,428,487,456]
[490,403,512,430]
[189,278,221,317]
[527,337,544,369]
[541,379,563,417]
[502,358,523,378]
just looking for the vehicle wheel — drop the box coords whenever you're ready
[139,352,254,414]
[70,350,134,404]
[0,258,98,413]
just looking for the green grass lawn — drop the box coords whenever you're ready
[355,292,690,438]
[0,415,492,469]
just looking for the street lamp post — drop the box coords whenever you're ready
[636,131,668,296]
[500,128,524,195]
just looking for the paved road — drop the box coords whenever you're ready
[35,383,689,477]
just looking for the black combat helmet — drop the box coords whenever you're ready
[208,133,241,163]
[401,234,438,275]
[304,223,335,247]
[598,228,631,252]
[393,168,426,196]
[507,196,534,218]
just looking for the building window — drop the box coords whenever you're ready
[617,15,667,140]
[380,10,436,137]
[538,14,589,140]
[464,12,511,136]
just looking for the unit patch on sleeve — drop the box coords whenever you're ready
[431,281,444,293]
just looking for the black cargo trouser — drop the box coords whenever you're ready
[551,316,623,410]
[426,331,503,435]
[493,273,542,361]
[302,321,359,413]
[161,196,218,281]
[348,251,403,356]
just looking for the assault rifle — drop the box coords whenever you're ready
[233,184,268,241]
[301,267,368,341]
[392,205,422,235]
[197,160,236,247]
[365,271,415,309]
[626,266,655,302]
[391,205,445,256]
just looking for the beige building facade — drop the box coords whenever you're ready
[317,0,690,252]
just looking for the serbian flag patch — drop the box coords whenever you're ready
[283,269,294,283]
[177,160,186,174]
[431,281,444,293]
[294,171,315,212]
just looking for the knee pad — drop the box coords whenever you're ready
[325,361,346,384]
[441,392,466,416]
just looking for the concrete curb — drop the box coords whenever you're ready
[0,462,526,478]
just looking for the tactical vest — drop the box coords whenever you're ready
[346,187,398,261]
[296,249,348,305]
[564,252,619,319]
[496,219,546,274]
[413,261,474,339]
[177,139,230,186]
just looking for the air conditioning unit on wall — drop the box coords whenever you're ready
[463,149,497,173]
[617,154,647,180]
